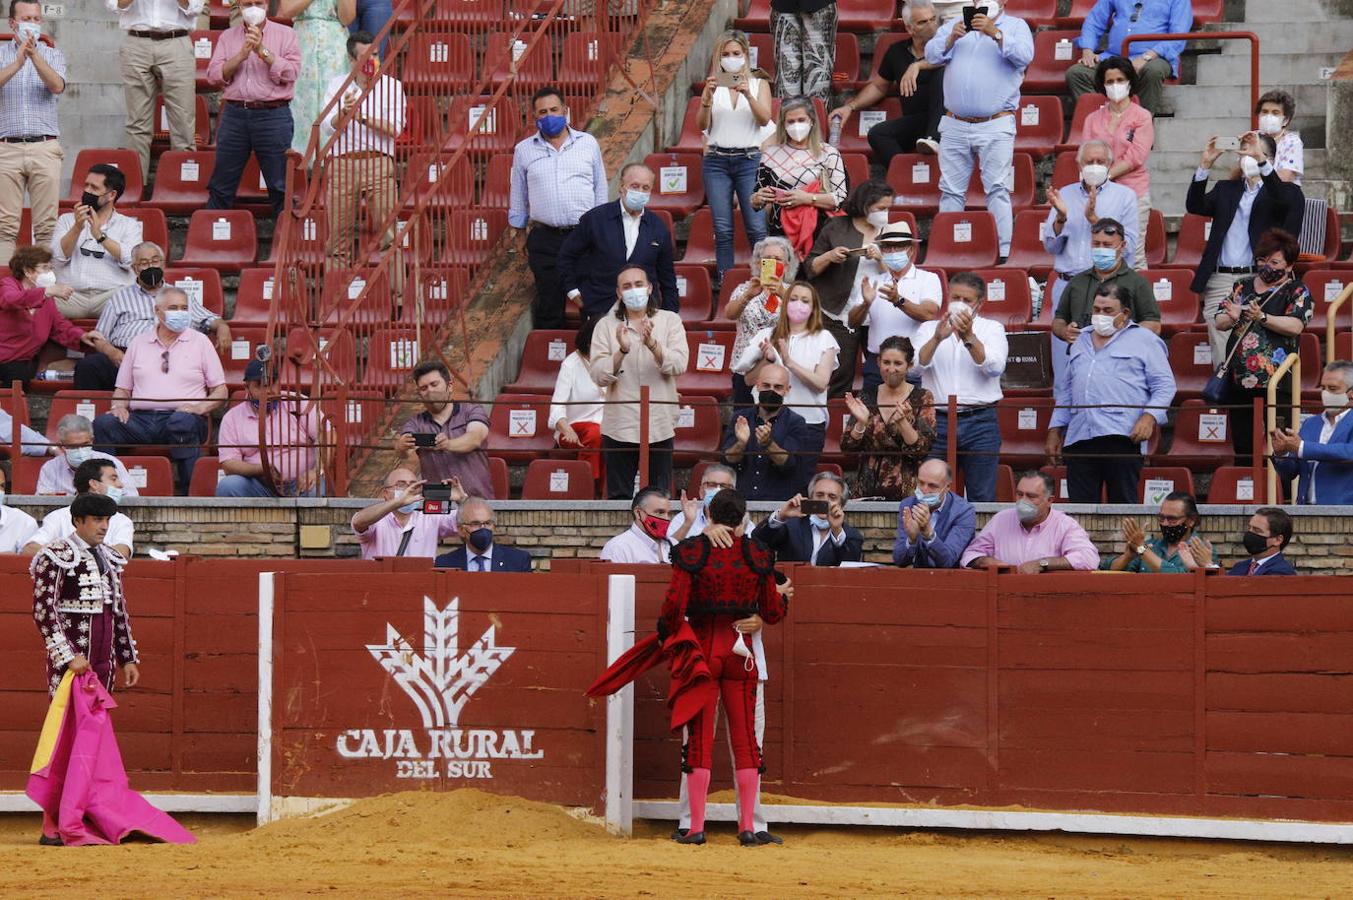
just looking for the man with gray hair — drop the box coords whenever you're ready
[1042,139,1139,311]
[75,241,230,391]
[36,414,138,496]
[752,470,864,566]
[669,463,739,541]
[1271,360,1353,504]
[557,161,680,320]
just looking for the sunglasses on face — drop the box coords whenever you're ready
[1129,1,1143,22]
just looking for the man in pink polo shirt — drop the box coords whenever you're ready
[93,286,227,494]
[216,359,327,497]
[351,466,464,560]
[960,470,1100,573]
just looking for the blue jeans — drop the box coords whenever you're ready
[93,409,209,494]
[937,115,1015,256]
[206,104,293,218]
[928,405,1001,502]
[702,150,766,278]
[349,0,393,58]
[216,473,323,497]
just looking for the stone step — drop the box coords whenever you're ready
[1193,53,1346,86]
[1240,0,1349,20]
[1168,83,1331,118]
[1208,20,1353,54]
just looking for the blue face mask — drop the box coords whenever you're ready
[702,488,720,510]
[163,309,191,333]
[622,189,650,213]
[809,514,830,530]
[467,527,494,553]
[537,114,567,138]
[249,398,279,414]
[914,487,941,508]
[104,485,125,504]
[1090,247,1118,271]
[881,250,910,271]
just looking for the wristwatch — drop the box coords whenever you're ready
[1134,544,1147,556]
[1038,558,1049,571]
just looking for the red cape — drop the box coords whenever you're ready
[586,624,715,732]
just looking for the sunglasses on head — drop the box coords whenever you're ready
[1091,224,1122,236]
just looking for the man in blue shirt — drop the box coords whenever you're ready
[926,1,1034,261]
[1066,0,1192,115]
[1046,283,1175,503]
[1042,140,1139,312]
[721,363,809,501]
[893,459,976,568]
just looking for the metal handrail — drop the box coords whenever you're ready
[1264,351,1301,503]
[1327,281,1353,363]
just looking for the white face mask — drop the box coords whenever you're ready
[241,5,266,26]
[621,287,649,310]
[1240,156,1261,179]
[785,121,812,142]
[1081,164,1109,188]
[1258,113,1284,135]
[720,55,745,74]
[947,300,972,324]
[34,270,56,288]
[1322,389,1351,410]
[866,210,889,229]
[1090,313,1119,337]
[1104,82,1130,102]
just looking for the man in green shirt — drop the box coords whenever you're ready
[1052,217,1161,343]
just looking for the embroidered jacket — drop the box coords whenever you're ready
[31,538,137,694]
[658,535,786,638]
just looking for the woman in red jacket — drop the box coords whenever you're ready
[659,488,787,846]
[0,247,112,389]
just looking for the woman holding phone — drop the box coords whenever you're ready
[750,98,847,258]
[726,237,798,406]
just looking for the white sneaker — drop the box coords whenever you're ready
[916,138,940,155]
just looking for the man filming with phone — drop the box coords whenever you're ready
[394,359,495,499]
[752,471,864,566]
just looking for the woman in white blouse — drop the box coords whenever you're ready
[550,317,606,486]
[698,30,772,283]
[725,236,797,407]
[733,280,839,474]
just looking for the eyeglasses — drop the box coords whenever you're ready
[160,350,170,374]
[1157,515,1187,525]
[701,480,734,491]
[462,520,494,530]
[78,243,106,259]
[1129,1,1142,22]
[385,480,415,491]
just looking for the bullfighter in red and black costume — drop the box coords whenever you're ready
[658,489,786,846]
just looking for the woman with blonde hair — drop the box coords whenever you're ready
[751,97,847,260]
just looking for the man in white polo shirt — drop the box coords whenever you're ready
[860,220,942,390]
[23,457,134,558]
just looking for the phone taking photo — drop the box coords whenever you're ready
[1215,135,1241,152]
[962,4,980,29]
[715,70,743,89]
[799,499,830,516]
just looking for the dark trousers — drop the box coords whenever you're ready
[602,435,673,500]
[93,409,208,493]
[823,317,860,398]
[866,80,944,167]
[207,104,293,218]
[1228,376,1293,465]
[74,351,121,392]
[798,421,826,491]
[1065,434,1142,503]
[928,405,1000,502]
[0,358,37,391]
[527,224,571,330]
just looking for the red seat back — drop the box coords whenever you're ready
[835,98,902,155]
[480,153,513,209]
[1167,332,1217,399]
[1171,214,1210,269]
[885,153,942,216]
[679,208,751,270]
[969,268,1031,326]
[521,459,595,500]
[443,208,508,265]
[674,265,713,323]
[504,329,578,393]
[924,212,999,271]
[996,397,1055,468]
[558,32,621,89]
[676,330,736,399]
[45,391,113,442]
[1207,465,1260,504]
[485,393,555,463]
[64,148,145,206]
[120,455,175,496]
[1155,399,1232,471]
[401,152,475,210]
[1303,269,1351,333]
[177,210,257,272]
[1145,207,1167,267]
[1137,467,1195,505]
[1013,97,1063,158]
[191,30,219,90]
[1140,269,1200,335]
[483,31,554,88]
[233,267,277,325]
[402,32,474,91]
[189,455,222,497]
[673,395,722,466]
[364,328,425,393]
[444,96,521,156]
[1022,29,1080,94]
[713,265,753,323]
[161,267,224,318]
[644,152,706,218]
[1002,208,1055,275]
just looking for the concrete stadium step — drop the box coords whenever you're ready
[1239,0,1341,19]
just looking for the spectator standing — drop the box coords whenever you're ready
[1104,492,1211,573]
[1193,507,1296,576]
[1052,219,1160,345]
[320,31,405,279]
[216,360,327,497]
[0,460,38,551]
[281,0,354,156]
[749,98,846,257]
[351,468,461,559]
[1080,57,1154,268]
[0,246,113,389]
[914,272,1007,501]
[926,1,1034,261]
[771,0,836,103]
[1212,229,1311,464]
[751,472,864,566]
[1046,284,1175,503]
[1067,0,1191,116]
[23,458,135,558]
[600,486,673,563]
[699,31,771,282]
[858,220,941,390]
[1042,140,1139,312]
[50,164,141,319]
[205,0,301,218]
[434,497,532,572]
[588,267,688,499]
[803,179,895,396]
[108,0,203,180]
[893,458,975,568]
[721,363,809,502]
[829,0,944,162]
[0,1,66,267]
[841,335,935,500]
[93,287,227,493]
[509,87,607,329]
[75,241,231,392]
[726,237,797,407]
[1271,361,1353,504]
[557,163,680,320]
[394,359,493,499]
[669,463,739,541]
[732,281,839,476]
[549,318,605,487]
[1187,133,1303,367]
[1257,89,1302,184]
[36,414,138,497]
[962,470,1099,572]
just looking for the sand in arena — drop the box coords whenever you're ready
[2,789,1352,897]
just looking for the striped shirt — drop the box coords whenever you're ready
[95,283,216,350]
[0,37,65,139]
[507,128,607,229]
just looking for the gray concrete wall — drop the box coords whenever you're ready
[45,5,129,187]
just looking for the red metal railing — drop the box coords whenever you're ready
[1124,31,1260,130]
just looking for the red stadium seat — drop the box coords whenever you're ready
[1137,467,1195,505]
[504,329,577,394]
[969,268,1031,326]
[189,456,222,497]
[868,33,909,81]
[479,153,513,209]
[841,152,869,191]
[1001,209,1055,277]
[965,152,1036,211]
[644,152,705,218]
[402,32,474,92]
[443,208,508,265]
[746,31,776,76]
[676,330,736,399]
[1139,268,1200,336]
[996,397,1055,468]
[833,33,862,86]
[521,458,595,500]
[152,94,211,147]
[488,456,509,500]
[484,31,554,89]
[674,265,714,323]
[733,0,770,29]
[1013,96,1062,158]
[0,387,29,456]
[1145,207,1167,267]
[218,325,267,388]
[1055,0,1096,27]
[45,391,113,442]
[162,267,224,318]
[667,97,707,154]
[279,327,357,392]
[1168,332,1217,400]
[1169,214,1210,269]
[1152,400,1231,472]
[994,464,1016,503]
[147,150,215,214]
[417,266,472,323]
[485,393,555,463]
[557,32,621,91]
[713,265,752,323]
[1059,93,1110,153]
[444,96,520,157]
[1207,466,1260,504]
[1314,206,1343,264]
[16,207,30,247]
[364,328,426,393]
[396,96,440,160]
[1050,150,1078,191]
[191,30,219,91]
[836,99,901,155]
[318,266,393,327]
[1022,29,1080,94]
[8,455,42,490]
[923,212,999,271]
[1005,0,1056,16]
[673,395,722,466]
[1303,269,1352,333]
[63,149,144,207]
[679,208,752,270]
[1296,332,1322,394]
[261,211,327,265]
[836,0,894,31]
[120,207,170,255]
[1192,0,1223,25]
[819,398,852,466]
[884,210,921,237]
[431,0,504,25]
[233,267,276,325]
[176,210,257,272]
[885,153,942,217]
[400,152,475,210]
[120,455,175,497]
[317,389,382,445]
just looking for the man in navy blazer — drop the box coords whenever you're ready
[752,472,864,566]
[893,460,976,568]
[556,163,680,320]
[1271,360,1353,504]
[434,497,533,572]
[1222,507,1297,576]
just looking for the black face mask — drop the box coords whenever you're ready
[80,190,103,210]
[1241,531,1271,556]
[1160,523,1190,544]
[1257,264,1287,284]
[758,390,784,413]
[138,266,164,290]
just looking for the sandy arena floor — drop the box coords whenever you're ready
[1,789,1352,897]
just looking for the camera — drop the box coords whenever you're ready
[422,483,455,515]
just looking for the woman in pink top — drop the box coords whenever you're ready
[1080,56,1154,270]
[0,246,110,389]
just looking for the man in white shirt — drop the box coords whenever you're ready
[599,486,672,563]
[861,220,942,390]
[109,0,203,179]
[0,460,38,552]
[914,270,1008,501]
[320,31,406,285]
[669,464,738,542]
[23,458,134,557]
[49,164,141,319]
[37,414,138,497]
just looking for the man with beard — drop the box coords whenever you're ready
[720,363,809,500]
[395,359,493,499]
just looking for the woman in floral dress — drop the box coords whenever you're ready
[839,334,934,500]
[282,0,356,156]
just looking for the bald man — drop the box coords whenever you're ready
[892,458,976,568]
[721,363,810,501]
